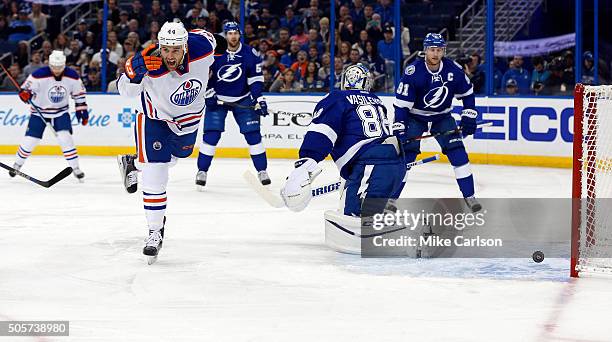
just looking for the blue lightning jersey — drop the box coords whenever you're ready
[207,43,264,102]
[394,57,475,121]
[300,90,394,179]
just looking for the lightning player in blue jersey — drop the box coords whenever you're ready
[280,64,406,253]
[394,33,481,212]
[196,21,270,190]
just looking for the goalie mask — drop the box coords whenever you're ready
[340,63,372,91]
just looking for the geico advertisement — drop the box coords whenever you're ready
[0,94,574,156]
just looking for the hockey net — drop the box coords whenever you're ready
[571,84,612,277]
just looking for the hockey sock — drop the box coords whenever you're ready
[15,136,41,166]
[446,148,475,198]
[244,131,267,171]
[198,131,221,172]
[141,162,169,231]
[56,130,80,169]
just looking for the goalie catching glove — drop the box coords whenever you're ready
[280,158,322,212]
[125,44,162,83]
[460,109,478,137]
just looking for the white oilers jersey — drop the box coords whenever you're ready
[394,57,473,118]
[21,66,87,119]
[117,30,216,135]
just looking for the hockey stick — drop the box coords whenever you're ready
[0,63,58,136]
[217,100,313,119]
[243,154,440,209]
[0,161,73,188]
[407,121,493,142]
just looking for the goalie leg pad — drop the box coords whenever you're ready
[324,210,362,254]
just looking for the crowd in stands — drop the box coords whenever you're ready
[0,0,605,96]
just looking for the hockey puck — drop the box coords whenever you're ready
[532,251,544,263]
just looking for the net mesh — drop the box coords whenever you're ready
[578,85,612,273]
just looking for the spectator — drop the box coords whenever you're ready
[362,40,384,90]
[186,7,205,30]
[377,25,396,61]
[73,19,92,46]
[301,29,323,54]
[0,63,24,90]
[338,41,351,64]
[504,78,519,95]
[107,0,120,24]
[106,61,125,93]
[351,0,366,31]
[82,31,98,56]
[317,52,331,88]
[148,1,166,27]
[346,48,361,67]
[463,53,484,94]
[122,38,136,58]
[352,30,369,55]
[267,17,281,41]
[243,23,257,46]
[363,4,375,27]
[207,11,221,33]
[581,51,595,85]
[290,50,309,78]
[340,17,359,44]
[319,17,330,46]
[531,56,550,94]
[89,9,105,38]
[126,32,141,53]
[501,56,530,94]
[374,0,393,25]
[129,0,146,25]
[543,56,572,95]
[301,61,323,90]
[332,56,343,88]
[167,0,184,22]
[15,40,29,68]
[143,21,160,47]
[92,48,120,66]
[66,39,82,65]
[366,13,383,43]
[269,68,301,92]
[307,44,321,64]
[84,68,102,91]
[272,27,291,54]
[263,50,286,80]
[107,31,123,58]
[40,40,52,61]
[115,10,130,41]
[290,23,308,46]
[53,33,70,55]
[302,0,322,31]
[23,51,44,76]
[28,3,48,34]
[187,1,209,19]
[400,24,411,57]
[280,5,299,34]
[8,7,35,43]
[281,40,301,67]
[258,39,271,55]
[127,19,145,43]
[0,15,9,41]
[214,0,234,24]
[338,5,350,21]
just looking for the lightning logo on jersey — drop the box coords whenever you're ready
[207,43,264,103]
[171,79,202,106]
[423,81,449,109]
[217,64,242,83]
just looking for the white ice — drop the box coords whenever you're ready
[1,156,611,342]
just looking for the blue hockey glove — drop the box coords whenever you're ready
[125,44,161,83]
[391,121,407,144]
[255,96,269,117]
[205,89,219,112]
[75,104,89,125]
[460,109,478,137]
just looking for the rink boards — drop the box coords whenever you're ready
[0,94,574,168]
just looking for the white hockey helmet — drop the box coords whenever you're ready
[158,19,188,53]
[49,50,66,69]
[341,63,372,91]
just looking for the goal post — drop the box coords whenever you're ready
[571,83,612,277]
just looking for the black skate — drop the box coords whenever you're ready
[143,217,165,265]
[195,170,207,191]
[464,196,482,213]
[73,167,85,183]
[258,170,271,185]
[8,163,20,178]
[117,154,138,193]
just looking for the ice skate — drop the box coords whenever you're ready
[72,167,85,183]
[8,163,20,178]
[464,196,482,213]
[258,170,271,185]
[143,217,166,265]
[117,154,138,193]
[195,170,207,191]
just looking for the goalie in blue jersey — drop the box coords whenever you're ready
[393,33,481,212]
[280,63,407,253]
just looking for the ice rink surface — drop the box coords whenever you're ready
[1,156,611,342]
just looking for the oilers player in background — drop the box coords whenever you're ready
[9,50,88,181]
[280,64,406,254]
[393,33,481,212]
[116,20,222,264]
[196,21,271,190]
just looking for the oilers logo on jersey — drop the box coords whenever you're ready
[48,85,67,104]
[171,79,203,107]
[217,64,242,83]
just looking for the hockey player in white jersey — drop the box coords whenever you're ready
[9,50,88,181]
[116,20,221,264]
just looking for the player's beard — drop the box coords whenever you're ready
[227,37,240,51]
[164,54,184,71]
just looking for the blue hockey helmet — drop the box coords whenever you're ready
[223,21,241,34]
[423,33,446,50]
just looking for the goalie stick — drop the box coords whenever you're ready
[0,162,73,188]
[244,154,441,209]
